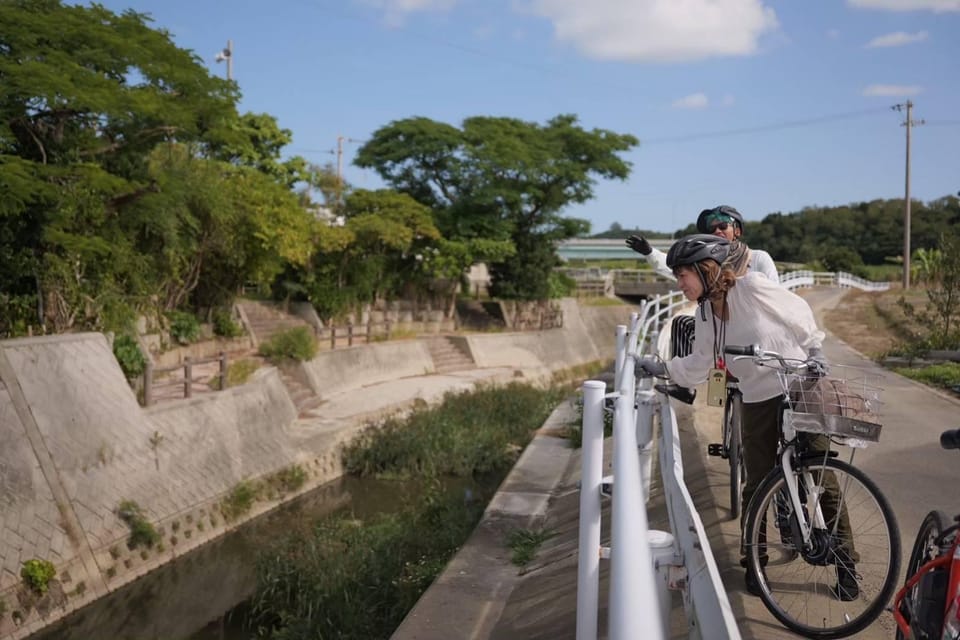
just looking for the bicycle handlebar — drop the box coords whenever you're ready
[723,344,759,357]
[940,429,960,450]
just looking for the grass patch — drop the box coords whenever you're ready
[892,363,960,392]
[342,382,565,479]
[507,527,557,566]
[20,559,56,595]
[221,480,262,521]
[259,327,317,362]
[216,358,259,389]
[578,297,629,307]
[116,500,160,550]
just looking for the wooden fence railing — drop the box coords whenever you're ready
[143,352,228,407]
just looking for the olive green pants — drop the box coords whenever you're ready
[740,394,856,561]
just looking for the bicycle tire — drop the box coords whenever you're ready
[743,457,901,639]
[726,392,743,521]
[895,510,952,640]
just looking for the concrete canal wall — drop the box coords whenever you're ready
[0,299,636,639]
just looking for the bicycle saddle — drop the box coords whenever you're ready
[654,383,697,405]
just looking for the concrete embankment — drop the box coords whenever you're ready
[0,298,633,639]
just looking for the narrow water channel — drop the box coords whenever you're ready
[29,474,495,640]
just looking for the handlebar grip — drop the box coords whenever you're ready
[723,344,759,356]
[940,429,960,450]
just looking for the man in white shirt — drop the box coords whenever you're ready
[626,205,779,283]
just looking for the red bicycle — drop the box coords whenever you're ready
[893,428,960,640]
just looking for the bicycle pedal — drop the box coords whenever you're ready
[707,443,724,457]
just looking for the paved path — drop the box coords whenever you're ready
[393,286,960,640]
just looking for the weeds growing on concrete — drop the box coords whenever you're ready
[507,527,557,566]
[258,327,317,362]
[116,500,160,550]
[221,480,261,521]
[21,559,56,595]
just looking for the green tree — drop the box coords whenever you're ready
[0,0,239,333]
[898,232,960,351]
[355,114,638,299]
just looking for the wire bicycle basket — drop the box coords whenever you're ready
[777,364,883,446]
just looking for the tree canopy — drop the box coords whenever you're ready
[356,114,639,298]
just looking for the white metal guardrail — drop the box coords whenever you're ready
[781,270,891,292]
[577,298,741,640]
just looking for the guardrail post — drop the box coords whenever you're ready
[614,325,626,390]
[183,357,192,399]
[143,362,153,407]
[635,389,655,503]
[577,380,606,640]
[348,322,354,347]
[330,326,336,349]
[385,319,392,340]
[649,530,676,638]
[219,351,227,390]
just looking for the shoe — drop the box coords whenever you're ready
[832,552,860,601]
[654,383,696,405]
[744,567,765,597]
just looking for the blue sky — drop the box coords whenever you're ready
[91,0,959,234]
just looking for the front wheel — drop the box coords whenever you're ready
[895,510,953,640]
[726,393,743,520]
[743,457,901,639]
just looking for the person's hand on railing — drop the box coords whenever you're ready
[635,355,667,378]
[625,235,652,256]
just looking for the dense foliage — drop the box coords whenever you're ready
[355,115,639,299]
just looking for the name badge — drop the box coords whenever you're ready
[707,368,727,407]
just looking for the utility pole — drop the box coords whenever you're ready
[335,135,363,205]
[892,100,924,290]
[215,40,233,80]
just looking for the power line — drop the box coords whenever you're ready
[641,107,892,144]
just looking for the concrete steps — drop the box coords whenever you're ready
[426,336,475,373]
[237,300,314,346]
[276,365,323,417]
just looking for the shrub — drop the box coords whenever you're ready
[168,311,201,345]
[113,334,146,380]
[258,327,317,362]
[221,480,261,521]
[21,559,56,595]
[213,308,243,338]
[116,500,160,549]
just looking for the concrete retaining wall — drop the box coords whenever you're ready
[301,340,435,398]
[0,299,637,638]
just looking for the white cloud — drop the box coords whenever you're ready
[526,0,779,63]
[361,0,458,27]
[673,93,709,109]
[862,84,923,96]
[848,0,960,11]
[865,30,929,47]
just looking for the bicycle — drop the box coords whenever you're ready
[706,375,744,520]
[725,344,901,639]
[893,428,960,640]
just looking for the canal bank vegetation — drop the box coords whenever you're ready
[249,381,567,639]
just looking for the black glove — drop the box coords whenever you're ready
[626,235,652,256]
[636,356,667,378]
[806,347,830,377]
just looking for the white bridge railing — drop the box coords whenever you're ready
[576,294,741,640]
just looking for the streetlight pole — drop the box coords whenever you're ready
[215,40,233,80]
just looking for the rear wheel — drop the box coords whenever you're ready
[743,458,900,639]
[895,510,953,640]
